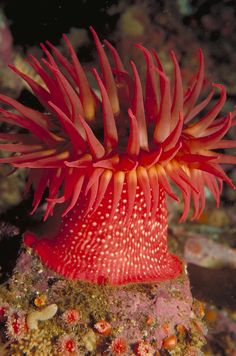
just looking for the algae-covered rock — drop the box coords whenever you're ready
[0,250,206,355]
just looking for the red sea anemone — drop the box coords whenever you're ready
[0,27,235,285]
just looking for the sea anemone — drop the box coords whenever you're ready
[0,27,235,285]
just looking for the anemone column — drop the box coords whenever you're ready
[24,184,181,285]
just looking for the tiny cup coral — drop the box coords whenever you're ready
[0,27,235,285]
[94,319,112,336]
[134,340,156,355]
[57,334,79,355]
[6,310,28,340]
[62,309,80,326]
[110,337,128,354]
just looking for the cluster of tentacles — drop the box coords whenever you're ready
[0,28,235,284]
[0,27,235,221]
[0,30,236,219]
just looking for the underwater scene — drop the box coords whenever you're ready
[0,0,235,355]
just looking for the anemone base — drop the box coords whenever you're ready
[0,250,206,354]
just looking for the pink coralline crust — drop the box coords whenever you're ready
[0,27,235,285]
[107,277,193,347]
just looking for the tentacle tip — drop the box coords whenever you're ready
[198,48,203,57]
[30,206,38,215]
[61,211,68,218]
[226,179,236,190]
[43,215,49,222]
[212,83,224,89]
[179,214,187,223]
[39,42,46,49]
[89,26,96,36]
[8,64,15,71]
[92,67,99,77]
[170,49,176,57]
[134,43,144,50]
